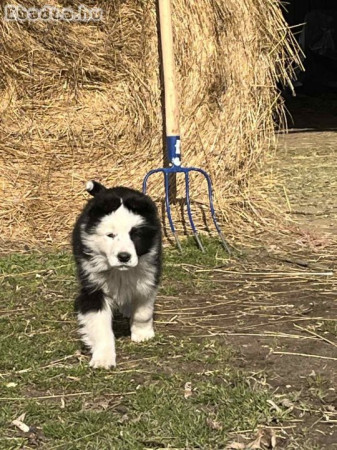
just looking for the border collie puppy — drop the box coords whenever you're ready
[72,181,162,369]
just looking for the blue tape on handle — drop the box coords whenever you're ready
[167,136,181,166]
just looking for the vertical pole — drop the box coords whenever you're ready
[158,0,180,202]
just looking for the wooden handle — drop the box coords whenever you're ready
[158,0,180,137]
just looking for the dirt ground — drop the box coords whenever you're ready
[155,107,337,448]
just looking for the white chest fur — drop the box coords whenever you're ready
[82,253,157,312]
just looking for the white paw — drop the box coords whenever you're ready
[131,327,155,343]
[89,348,116,369]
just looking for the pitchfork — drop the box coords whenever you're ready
[143,0,230,254]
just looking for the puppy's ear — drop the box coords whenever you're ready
[124,195,157,216]
[89,192,122,217]
[86,180,106,197]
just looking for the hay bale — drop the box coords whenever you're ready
[0,0,301,249]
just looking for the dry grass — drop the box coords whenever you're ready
[0,0,302,249]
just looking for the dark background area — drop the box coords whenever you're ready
[282,0,337,129]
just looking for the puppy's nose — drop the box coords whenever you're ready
[117,252,131,263]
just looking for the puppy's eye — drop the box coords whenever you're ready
[107,233,116,239]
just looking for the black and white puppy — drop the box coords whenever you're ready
[72,181,162,369]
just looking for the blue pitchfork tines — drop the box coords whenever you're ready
[143,0,230,254]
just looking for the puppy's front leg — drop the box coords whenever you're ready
[130,293,156,343]
[76,290,116,369]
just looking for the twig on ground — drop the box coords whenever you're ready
[272,351,337,361]
[294,324,337,348]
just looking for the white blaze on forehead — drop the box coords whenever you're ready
[96,203,144,235]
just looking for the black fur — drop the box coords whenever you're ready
[74,288,105,314]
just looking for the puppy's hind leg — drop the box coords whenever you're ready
[75,289,116,369]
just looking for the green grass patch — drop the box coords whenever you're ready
[0,241,286,449]
[161,235,230,294]
[318,320,337,337]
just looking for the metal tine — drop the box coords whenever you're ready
[142,168,162,194]
[184,170,205,252]
[164,172,182,252]
[142,174,149,195]
[143,169,182,252]
[195,168,231,254]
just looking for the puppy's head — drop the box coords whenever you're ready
[82,181,159,271]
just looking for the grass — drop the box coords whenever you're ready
[307,373,332,403]
[161,236,231,294]
[318,320,337,337]
[0,239,289,449]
